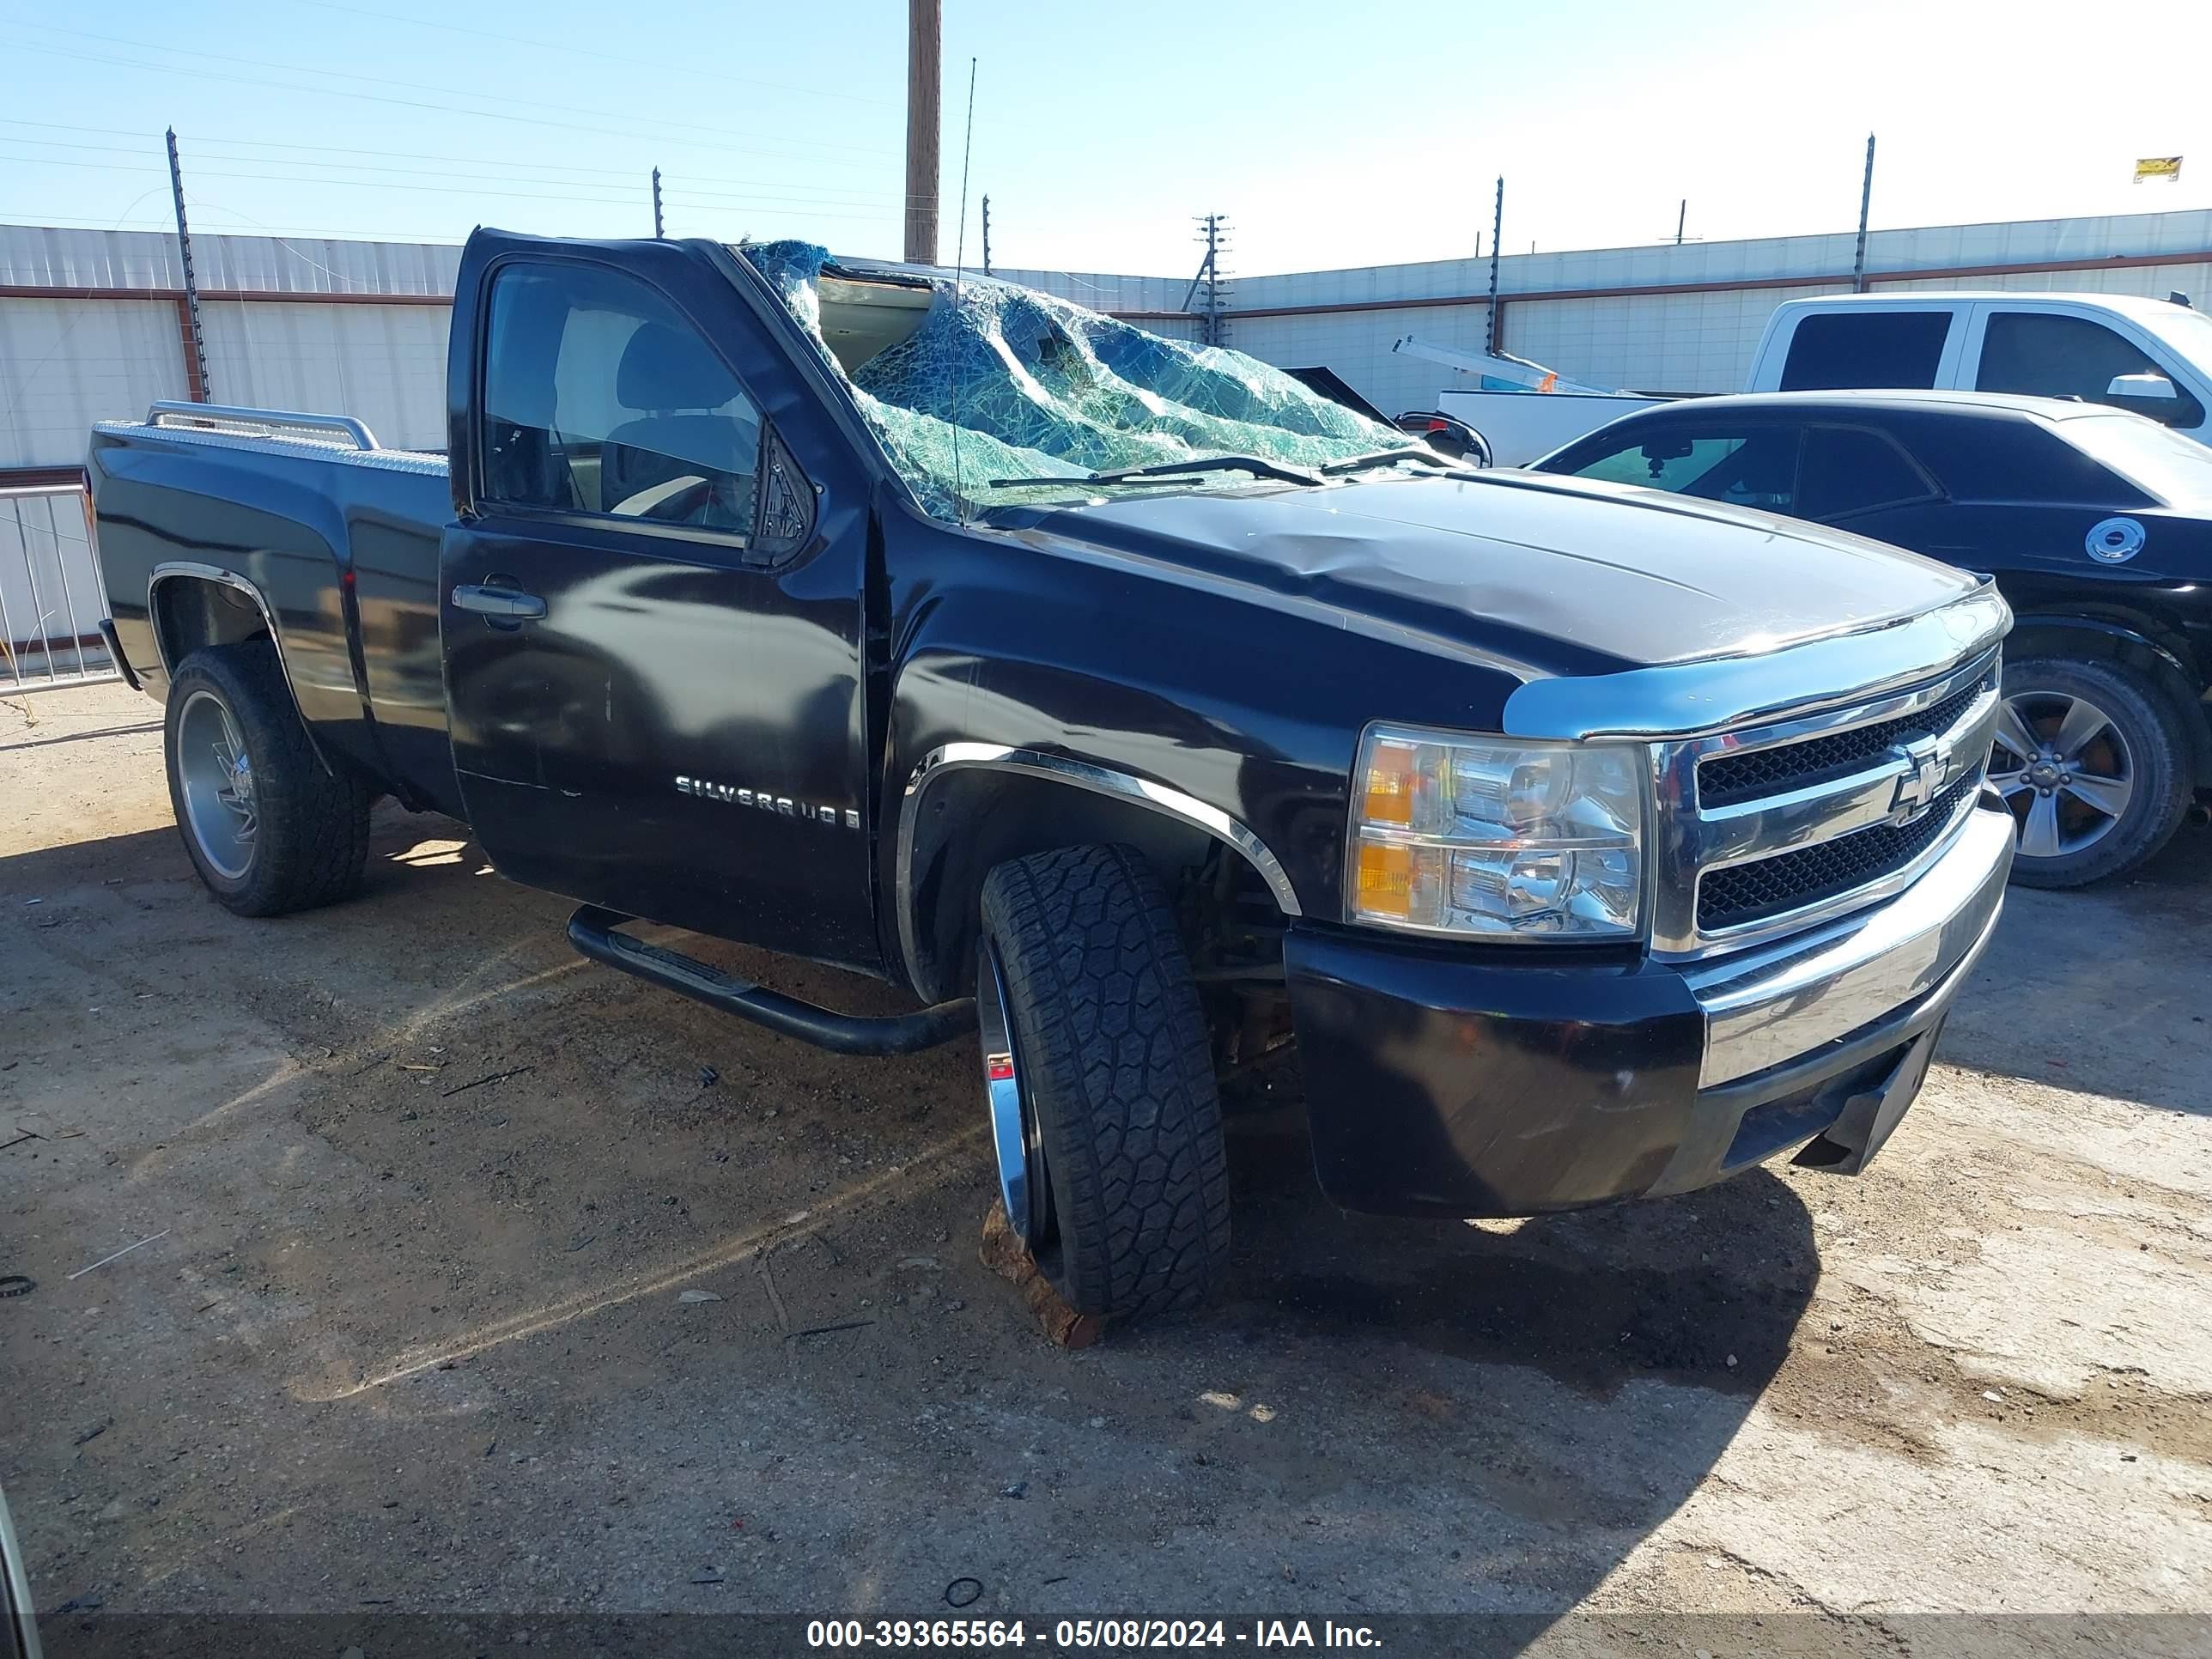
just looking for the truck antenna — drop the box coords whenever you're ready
[950,53,978,523]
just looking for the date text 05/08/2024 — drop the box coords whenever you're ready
[805,1620,1383,1649]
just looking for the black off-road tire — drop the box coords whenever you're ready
[164,641,371,916]
[978,844,1231,1320]
[2000,656,2194,890]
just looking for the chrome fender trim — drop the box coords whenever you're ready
[896,742,1301,998]
[146,560,332,771]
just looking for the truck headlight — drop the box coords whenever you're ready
[1347,725,1647,940]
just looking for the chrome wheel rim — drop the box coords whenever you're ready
[1990,690,2134,860]
[976,942,1048,1245]
[177,688,258,879]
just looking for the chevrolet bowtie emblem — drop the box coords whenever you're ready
[1889,737,1953,823]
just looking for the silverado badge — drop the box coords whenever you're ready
[676,775,860,830]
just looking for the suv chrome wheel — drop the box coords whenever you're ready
[176,687,258,878]
[1990,690,2134,860]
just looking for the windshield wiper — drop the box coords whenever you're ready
[1318,447,1462,477]
[988,454,1324,490]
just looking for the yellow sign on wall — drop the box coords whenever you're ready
[2134,156,2183,183]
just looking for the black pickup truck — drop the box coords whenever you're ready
[91,229,2014,1323]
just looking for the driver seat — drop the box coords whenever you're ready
[599,322,761,529]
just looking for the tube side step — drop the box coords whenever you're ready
[566,905,975,1056]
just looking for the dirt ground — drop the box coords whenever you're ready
[3,681,2210,1650]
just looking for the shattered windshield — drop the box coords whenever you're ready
[739,241,1416,521]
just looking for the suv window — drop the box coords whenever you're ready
[1564,428,1800,511]
[483,262,762,535]
[1779,311,1952,391]
[1905,415,2143,506]
[1976,311,2206,426]
[1796,425,1935,519]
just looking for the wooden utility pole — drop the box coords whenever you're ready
[904,0,940,265]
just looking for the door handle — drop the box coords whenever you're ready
[452,583,548,622]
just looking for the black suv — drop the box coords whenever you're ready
[1540,391,2212,886]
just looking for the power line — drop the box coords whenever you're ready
[289,0,893,108]
[0,192,901,237]
[652,202,897,227]
[0,20,896,162]
[0,35,895,173]
[0,133,654,190]
[0,118,673,178]
[0,132,153,157]
[189,171,666,207]
[2,154,655,214]
[0,132,930,206]
[662,183,924,210]
[0,119,935,204]
[11,191,562,244]
[0,208,465,240]
[0,155,165,177]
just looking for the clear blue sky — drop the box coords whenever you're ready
[2,0,2206,278]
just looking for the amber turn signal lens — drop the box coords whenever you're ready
[1354,839,1414,920]
[1360,740,1418,826]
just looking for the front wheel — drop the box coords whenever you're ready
[975,844,1231,1322]
[1990,657,2193,889]
[164,641,371,916]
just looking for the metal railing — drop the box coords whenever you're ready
[147,400,381,451]
[1,484,119,691]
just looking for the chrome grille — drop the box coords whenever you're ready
[1697,767,1984,932]
[1697,667,1996,808]
[1649,648,2002,958]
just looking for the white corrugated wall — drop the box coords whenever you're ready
[1502,283,1850,395]
[0,296,187,471]
[0,224,460,298]
[1227,304,1495,417]
[6,210,2212,468]
[1885,258,2212,300]
[200,301,451,452]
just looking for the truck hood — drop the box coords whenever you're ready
[1038,471,1979,676]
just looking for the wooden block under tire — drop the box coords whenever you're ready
[978,1200,1104,1349]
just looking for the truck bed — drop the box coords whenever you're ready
[88,413,464,816]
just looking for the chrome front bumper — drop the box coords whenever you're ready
[1685,794,2014,1090]
[1284,788,2014,1218]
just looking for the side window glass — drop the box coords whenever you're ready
[1796,426,1935,519]
[483,263,763,536]
[1779,311,1952,391]
[1975,312,2206,426]
[1570,429,1799,511]
[1908,417,2129,505]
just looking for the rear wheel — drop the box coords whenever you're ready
[975,844,1231,1321]
[165,641,371,916]
[1990,657,2192,888]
